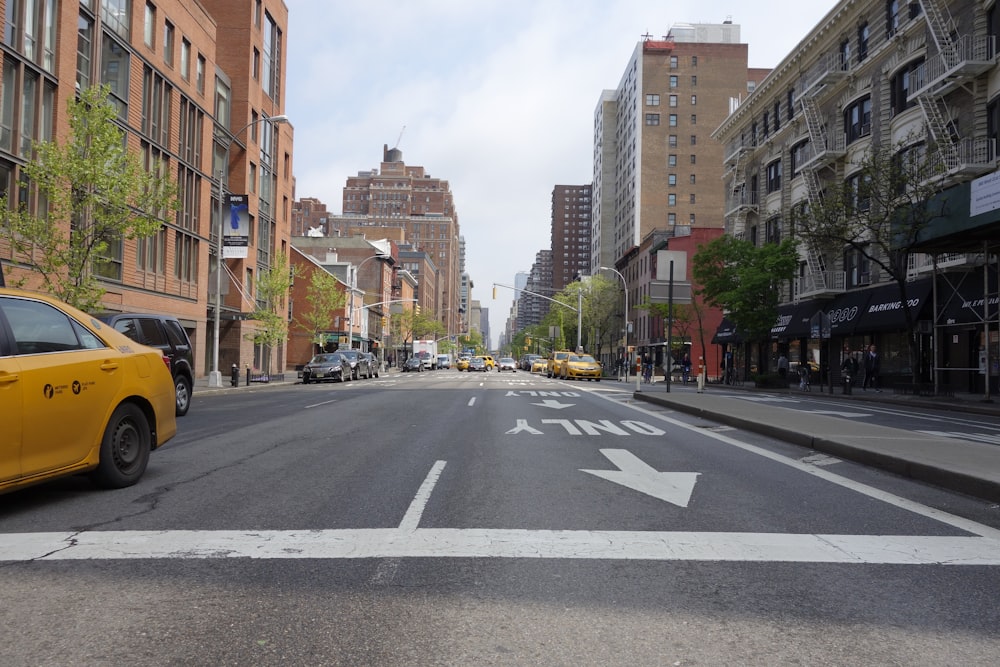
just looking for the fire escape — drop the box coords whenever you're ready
[913,0,995,179]
[723,134,756,240]
[794,51,849,300]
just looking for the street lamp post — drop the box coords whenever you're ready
[600,266,635,391]
[208,113,290,388]
[346,252,388,351]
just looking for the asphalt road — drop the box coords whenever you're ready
[2,370,999,666]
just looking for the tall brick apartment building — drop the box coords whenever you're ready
[592,23,769,366]
[0,0,294,380]
[327,146,463,339]
[551,184,592,291]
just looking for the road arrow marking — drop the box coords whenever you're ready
[532,399,575,409]
[581,449,699,508]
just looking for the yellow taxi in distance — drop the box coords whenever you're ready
[478,355,496,370]
[547,350,572,378]
[456,355,471,371]
[562,353,603,381]
[0,288,178,495]
[530,358,548,374]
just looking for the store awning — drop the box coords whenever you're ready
[711,317,742,344]
[771,302,820,340]
[855,279,932,332]
[824,289,872,337]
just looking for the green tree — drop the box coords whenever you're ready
[692,235,798,345]
[796,139,945,382]
[295,268,346,352]
[0,84,177,311]
[248,251,292,374]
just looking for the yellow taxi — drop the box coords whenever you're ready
[562,353,603,381]
[530,358,548,374]
[477,355,496,370]
[0,288,178,495]
[546,350,572,378]
[456,355,470,371]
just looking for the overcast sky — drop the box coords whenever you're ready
[285,1,840,348]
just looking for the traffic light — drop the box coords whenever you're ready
[526,336,532,346]
[493,286,497,299]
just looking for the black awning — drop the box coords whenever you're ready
[770,301,822,339]
[855,279,932,332]
[937,273,1000,326]
[712,317,742,344]
[824,289,872,337]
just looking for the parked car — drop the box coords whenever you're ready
[562,354,602,381]
[520,354,541,370]
[301,352,349,383]
[456,356,471,371]
[0,288,177,494]
[362,352,381,378]
[337,349,372,380]
[547,350,572,378]
[92,311,195,416]
[401,357,424,372]
[468,356,488,372]
[497,357,518,372]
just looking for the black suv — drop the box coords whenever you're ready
[93,313,195,416]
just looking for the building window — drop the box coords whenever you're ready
[844,246,871,287]
[670,55,678,68]
[645,113,660,125]
[689,193,696,204]
[180,38,190,81]
[163,20,174,66]
[101,0,130,40]
[763,111,769,136]
[844,95,872,143]
[690,154,696,164]
[691,114,697,125]
[691,95,697,106]
[76,12,94,91]
[890,57,924,115]
[846,171,872,212]
[668,114,677,127]
[689,174,696,185]
[787,88,795,120]
[689,213,696,224]
[839,38,851,70]
[669,75,678,88]
[144,2,155,49]
[668,174,677,187]
[669,95,678,107]
[669,135,677,147]
[668,154,677,166]
[790,139,810,177]
[262,11,281,100]
[101,33,130,120]
[668,194,676,206]
[668,213,676,225]
[858,22,870,61]
[196,54,205,94]
[646,93,660,106]
[691,56,697,66]
[690,135,696,146]
[252,48,260,79]
[766,160,782,193]
[773,101,780,131]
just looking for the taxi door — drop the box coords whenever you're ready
[0,297,123,477]
[0,328,23,483]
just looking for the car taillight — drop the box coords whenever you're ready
[161,355,171,370]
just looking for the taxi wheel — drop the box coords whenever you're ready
[91,403,151,488]
[174,375,192,417]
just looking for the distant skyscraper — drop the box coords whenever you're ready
[551,184,593,290]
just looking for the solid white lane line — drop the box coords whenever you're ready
[2,530,997,564]
[592,393,1000,541]
[468,397,476,406]
[398,460,446,531]
[304,399,337,409]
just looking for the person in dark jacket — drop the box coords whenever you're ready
[863,343,881,392]
[841,350,859,395]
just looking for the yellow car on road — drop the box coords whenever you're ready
[561,353,603,381]
[0,288,178,495]
[547,350,572,378]
[530,358,548,374]
[477,355,496,370]
[456,356,470,371]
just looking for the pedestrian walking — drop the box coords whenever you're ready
[682,353,692,384]
[863,343,881,392]
[777,353,789,379]
[798,362,811,391]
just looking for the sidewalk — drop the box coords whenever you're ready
[633,382,1000,503]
